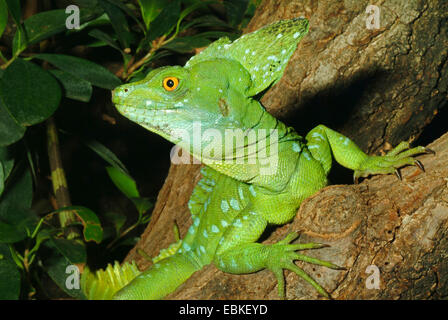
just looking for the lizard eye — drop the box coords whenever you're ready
[162,77,179,91]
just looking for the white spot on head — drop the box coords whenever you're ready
[221,200,229,213]
[281,49,286,55]
[174,102,183,107]
[292,142,302,153]
[277,33,283,39]
[197,87,201,91]
[238,185,245,201]
[224,44,230,49]
[293,32,300,39]
[211,225,219,233]
[219,89,223,93]
[245,49,250,54]
[233,219,242,228]
[146,100,153,106]
[229,198,240,210]
[249,185,257,197]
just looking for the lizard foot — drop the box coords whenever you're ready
[266,232,344,299]
[353,141,434,183]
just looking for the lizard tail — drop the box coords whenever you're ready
[113,253,200,300]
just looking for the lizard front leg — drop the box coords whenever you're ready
[305,124,433,182]
[213,209,341,298]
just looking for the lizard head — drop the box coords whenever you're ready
[112,59,256,157]
[113,66,191,143]
[112,18,309,163]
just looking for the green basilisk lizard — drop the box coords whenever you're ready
[81,18,431,300]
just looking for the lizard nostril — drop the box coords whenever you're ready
[124,88,129,92]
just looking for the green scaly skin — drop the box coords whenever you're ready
[108,18,430,299]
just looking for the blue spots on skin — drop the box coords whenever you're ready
[238,186,245,201]
[308,144,319,149]
[188,226,195,234]
[303,151,311,160]
[292,142,302,153]
[182,243,191,251]
[249,185,257,197]
[233,219,243,228]
[200,246,206,253]
[194,217,200,226]
[221,199,230,213]
[211,225,220,233]
[203,230,208,238]
[221,220,229,227]
[311,132,325,140]
[230,198,240,210]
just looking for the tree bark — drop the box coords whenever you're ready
[125,0,448,299]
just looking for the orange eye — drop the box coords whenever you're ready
[162,77,179,91]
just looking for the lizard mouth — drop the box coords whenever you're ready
[115,103,182,124]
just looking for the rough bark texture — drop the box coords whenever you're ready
[125,0,448,299]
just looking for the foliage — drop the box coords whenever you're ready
[0,0,257,299]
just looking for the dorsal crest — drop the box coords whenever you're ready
[185,18,309,96]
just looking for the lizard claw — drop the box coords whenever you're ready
[424,147,436,155]
[414,159,425,172]
[394,168,402,181]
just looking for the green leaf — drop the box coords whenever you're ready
[88,28,121,51]
[52,206,103,243]
[0,169,36,243]
[72,206,103,243]
[163,35,211,53]
[0,0,8,39]
[5,0,26,55]
[49,70,93,102]
[131,197,153,216]
[98,0,132,49]
[0,147,14,184]
[224,0,250,27]
[104,211,126,235]
[106,166,139,199]
[88,29,132,64]
[4,0,20,23]
[0,163,4,197]
[147,0,180,42]
[85,140,129,174]
[43,238,86,299]
[138,0,165,29]
[0,244,21,299]
[0,59,61,146]
[34,53,121,90]
[105,0,145,32]
[12,8,101,54]
[0,104,25,147]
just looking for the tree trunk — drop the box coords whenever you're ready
[125,0,448,299]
